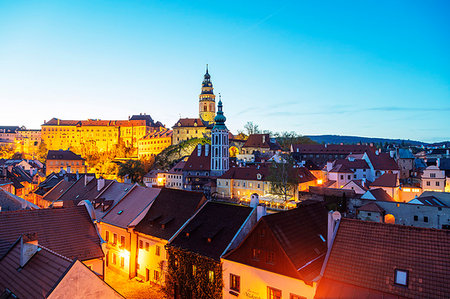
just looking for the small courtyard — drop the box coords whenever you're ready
[105,268,167,299]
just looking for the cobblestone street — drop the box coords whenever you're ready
[105,268,167,299]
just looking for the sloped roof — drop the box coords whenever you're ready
[242,134,281,151]
[0,189,39,211]
[366,151,399,171]
[363,188,395,202]
[93,181,134,219]
[224,203,328,283]
[219,165,270,180]
[169,202,253,260]
[101,186,160,228]
[329,159,369,173]
[135,189,206,240]
[357,202,385,213]
[342,180,368,192]
[371,173,398,188]
[0,206,104,261]
[46,150,85,161]
[42,180,74,203]
[309,186,358,198]
[142,128,173,139]
[398,148,415,159]
[316,219,450,299]
[56,177,113,206]
[183,145,211,172]
[291,144,373,154]
[172,118,206,128]
[0,238,73,298]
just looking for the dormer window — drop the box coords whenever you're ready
[117,210,123,215]
[257,174,262,180]
[394,269,408,286]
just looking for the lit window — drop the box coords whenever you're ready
[290,295,307,299]
[230,274,240,292]
[155,245,161,256]
[394,269,408,286]
[268,286,282,299]
[120,257,125,269]
[192,265,197,276]
[139,240,143,249]
[208,270,214,283]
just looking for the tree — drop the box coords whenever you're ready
[0,145,15,159]
[244,122,261,135]
[275,131,317,151]
[266,157,300,201]
[118,160,146,184]
[36,141,48,163]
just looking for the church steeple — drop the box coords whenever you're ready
[211,94,229,177]
[199,65,216,123]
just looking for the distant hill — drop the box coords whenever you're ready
[304,135,428,146]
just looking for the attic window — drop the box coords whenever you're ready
[117,210,123,215]
[318,234,326,242]
[394,269,408,286]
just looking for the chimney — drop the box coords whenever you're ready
[390,151,395,158]
[327,211,341,249]
[97,177,105,191]
[85,174,95,186]
[57,119,60,125]
[437,158,440,168]
[20,233,39,267]
[76,170,79,181]
[447,149,449,156]
[257,203,267,221]
[197,144,202,156]
[375,149,379,156]
[262,135,266,144]
[205,144,209,157]
[326,161,333,172]
[325,143,328,148]
[250,193,259,208]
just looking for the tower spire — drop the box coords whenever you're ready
[199,65,215,123]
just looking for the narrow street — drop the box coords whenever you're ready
[105,268,167,299]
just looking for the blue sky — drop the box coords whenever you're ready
[0,0,449,142]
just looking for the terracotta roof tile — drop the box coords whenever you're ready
[242,134,281,150]
[371,173,398,188]
[46,150,85,161]
[0,206,104,261]
[316,219,450,299]
[183,145,211,171]
[172,118,206,128]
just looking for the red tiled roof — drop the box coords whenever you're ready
[42,180,74,203]
[224,203,328,283]
[316,219,450,299]
[0,239,73,298]
[219,165,270,180]
[169,202,253,261]
[135,189,207,240]
[43,118,148,127]
[357,202,385,213]
[364,188,395,202]
[46,150,85,161]
[291,144,373,154]
[242,134,281,150]
[172,118,206,128]
[0,206,104,261]
[329,159,369,173]
[371,173,398,188]
[366,151,399,171]
[183,145,211,171]
[142,128,173,139]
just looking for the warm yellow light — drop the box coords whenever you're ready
[317,179,323,185]
[119,249,130,258]
[157,177,165,185]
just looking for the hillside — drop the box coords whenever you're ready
[305,135,428,146]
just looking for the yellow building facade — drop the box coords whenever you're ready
[138,128,173,159]
[41,117,161,153]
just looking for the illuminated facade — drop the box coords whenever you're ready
[41,116,162,153]
[46,150,87,176]
[14,129,41,157]
[210,97,229,177]
[199,65,216,123]
[137,128,173,159]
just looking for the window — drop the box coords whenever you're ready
[154,270,160,281]
[266,251,275,264]
[192,265,197,275]
[120,257,125,269]
[112,253,117,264]
[113,233,118,245]
[290,295,307,299]
[155,245,161,256]
[414,215,418,221]
[424,216,429,222]
[347,175,351,180]
[120,236,125,246]
[394,269,408,286]
[426,181,431,186]
[230,274,240,292]
[340,175,344,180]
[268,287,282,299]
[436,181,440,186]
[145,242,149,251]
[252,248,261,260]
[430,173,436,178]
[139,240,143,249]
[105,231,109,242]
[208,270,214,283]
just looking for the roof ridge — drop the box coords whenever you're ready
[342,218,450,233]
[38,244,73,262]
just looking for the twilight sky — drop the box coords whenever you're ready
[0,0,449,142]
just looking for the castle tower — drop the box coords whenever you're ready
[199,65,216,123]
[211,95,229,177]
